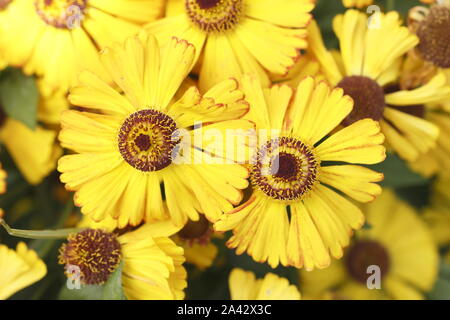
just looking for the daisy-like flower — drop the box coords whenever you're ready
[342,0,373,8]
[174,215,218,270]
[308,10,450,162]
[0,242,47,300]
[58,33,252,228]
[300,190,439,300]
[0,0,165,93]
[145,0,315,91]
[229,268,301,300]
[59,220,187,300]
[408,1,450,70]
[215,75,386,270]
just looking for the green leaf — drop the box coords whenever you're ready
[102,261,126,300]
[426,260,450,300]
[58,261,126,300]
[368,153,428,188]
[0,68,39,130]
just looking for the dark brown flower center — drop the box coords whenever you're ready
[417,5,450,68]
[185,0,243,33]
[35,0,87,29]
[337,76,385,126]
[178,215,212,246]
[345,240,390,284]
[118,109,180,172]
[271,153,299,181]
[58,229,121,285]
[197,0,221,9]
[251,137,319,201]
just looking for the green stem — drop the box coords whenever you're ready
[0,219,83,239]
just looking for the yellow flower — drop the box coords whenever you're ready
[308,10,450,162]
[0,118,62,185]
[342,0,373,8]
[0,242,47,300]
[174,215,218,270]
[229,268,300,300]
[300,190,439,300]
[58,33,252,228]
[0,0,165,93]
[59,220,187,300]
[146,0,315,91]
[215,75,386,270]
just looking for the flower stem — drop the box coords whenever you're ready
[0,219,83,239]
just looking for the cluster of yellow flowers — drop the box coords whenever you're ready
[0,0,449,300]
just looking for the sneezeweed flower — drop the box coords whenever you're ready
[174,215,218,270]
[408,0,450,70]
[307,10,450,162]
[300,190,439,300]
[215,75,386,270]
[59,221,187,300]
[58,33,252,228]
[341,0,373,8]
[146,0,315,91]
[229,268,301,300]
[0,242,47,300]
[0,0,165,93]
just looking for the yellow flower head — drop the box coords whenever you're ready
[408,1,450,69]
[215,75,386,270]
[0,0,165,93]
[308,10,450,162]
[58,33,252,228]
[59,220,187,300]
[146,0,315,91]
[229,268,301,300]
[300,190,439,300]
[0,242,47,300]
